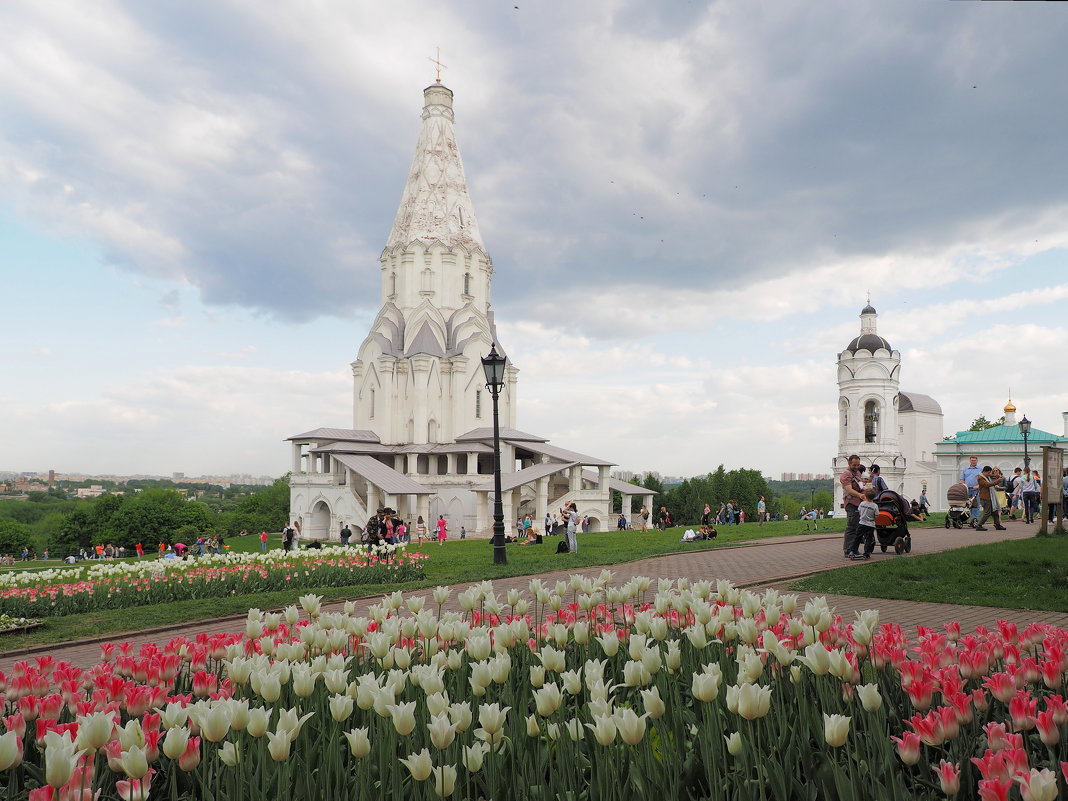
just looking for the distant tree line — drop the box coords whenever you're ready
[613,469,834,526]
[0,476,291,557]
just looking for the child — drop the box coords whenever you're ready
[854,487,878,560]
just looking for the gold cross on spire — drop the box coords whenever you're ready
[428,47,448,83]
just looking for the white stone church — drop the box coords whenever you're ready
[286,81,654,540]
[831,304,944,510]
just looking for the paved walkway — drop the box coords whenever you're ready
[9,520,1067,670]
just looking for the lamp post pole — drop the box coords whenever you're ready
[482,344,508,566]
[1021,415,1032,472]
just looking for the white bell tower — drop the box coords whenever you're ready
[832,303,905,506]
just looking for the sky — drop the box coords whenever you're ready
[2,1,1067,480]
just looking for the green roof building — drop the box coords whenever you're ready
[932,401,1068,511]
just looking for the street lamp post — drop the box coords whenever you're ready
[1020,415,1032,471]
[481,343,508,566]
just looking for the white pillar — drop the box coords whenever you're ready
[621,493,631,517]
[468,452,478,475]
[569,466,582,493]
[292,443,303,474]
[535,477,549,531]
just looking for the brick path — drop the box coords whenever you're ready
[8,519,1066,670]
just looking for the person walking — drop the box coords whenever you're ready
[340,522,352,547]
[840,454,866,559]
[416,516,427,545]
[436,515,448,545]
[1021,470,1042,524]
[960,456,982,528]
[259,531,269,552]
[639,505,650,532]
[757,496,766,525]
[975,466,1007,531]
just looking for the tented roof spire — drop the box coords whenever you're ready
[385,83,486,254]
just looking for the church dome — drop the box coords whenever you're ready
[1004,399,1017,413]
[845,333,892,353]
[861,303,877,315]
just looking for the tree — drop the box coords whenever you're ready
[969,415,1005,431]
[0,520,31,554]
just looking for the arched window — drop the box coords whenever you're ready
[369,388,375,419]
[390,273,397,297]
[864,401,880,443]
[463,272,471,296]
[475,390,482,419]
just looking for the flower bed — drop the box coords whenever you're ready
[0,545,425,617]
[2,575,1066,800]
[0,614,40,635]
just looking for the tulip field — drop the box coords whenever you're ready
[0,546,425,618]
[3,573,1067,800]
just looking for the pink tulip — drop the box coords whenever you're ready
[977,777,1012,801]
[932,760,960,796]
[903,679,934,711]
[3,713,26,739]
[890,731,921,765]
[983,672,1015,704]
[28,787,54,801]
[1045,695,1068,725]
[1034,708,1059,746]
[984,722,1012,751]
[1008,692,1037,731]
[178,737,201,772]
[115,769,154,801]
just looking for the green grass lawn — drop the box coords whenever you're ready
[0,516,949,652]
[791,534,1068,612]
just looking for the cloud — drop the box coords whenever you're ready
[4,363,350,475]
[0,0,1065,329]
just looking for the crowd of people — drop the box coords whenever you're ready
[956,456,1067,530]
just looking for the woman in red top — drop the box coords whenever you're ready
[436,516,447,545]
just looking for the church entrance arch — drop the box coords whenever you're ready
[307,499,332,542]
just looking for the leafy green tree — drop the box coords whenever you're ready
[0,519,31,554]
[969,415,1005,431]
[223,476,290,536]
[103,489,212,548]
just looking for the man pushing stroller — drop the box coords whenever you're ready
[974,465,1007,531]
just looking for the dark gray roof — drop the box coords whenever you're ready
[581,469,658,495]
[472,461,577,492]
[331,453,433,494]
[286,428,380,443]
[861,303,877,315]
[844,333,892,354]
[519,440,614,467]
[406,321,445,357]
[899,391,942,415]
[455,427,548,443]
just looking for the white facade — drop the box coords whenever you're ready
[287,82,653,540]
[832,305,944,509]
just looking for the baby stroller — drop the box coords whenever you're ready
[873,490,912,554]
[944,483,972,530]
